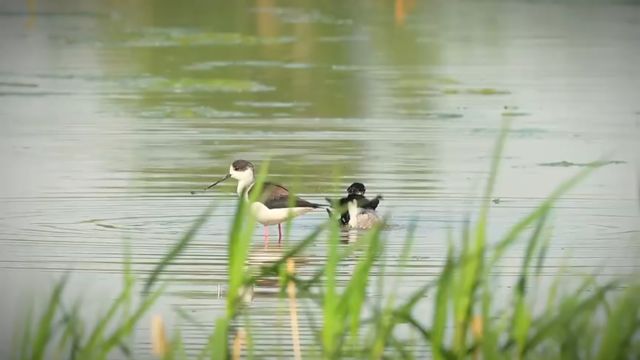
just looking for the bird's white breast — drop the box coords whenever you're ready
[347,201,382,230]
[250,202,315,225]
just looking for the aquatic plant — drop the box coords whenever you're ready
[13,128,640,359]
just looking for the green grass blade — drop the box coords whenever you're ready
[210,317,229,360]
[84,257,135,352]
[144,205,214,294]
[252,224,326,281]
[432,242,454,360]
[595,284,640,359]
[395,281,434,319]
[491,163,601,267]
[390,219,418,297]
[168,328,186,360]
[480,119,510,220]
[16,299,34,360]
[174,306,208,332]
[451,216,474,355]
[322,211,341,357]
[32,278,67,360]
[511,214,547,355]
[534,226,552,278]
[226,197,252,317]
[343,224,383,341]
[102,285,165,354]
[451,121,509,355]
[523,282,615,354]
[226,161,269,318]
[57,301,83,358]
[397,314,431,342]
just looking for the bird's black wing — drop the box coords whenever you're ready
[359,196,381,210]
[341,194,365,205]
[265,197,321,209]
[254,182,321,209]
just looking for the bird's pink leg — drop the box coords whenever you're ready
[278,223,283,244]
[263,225,269,248]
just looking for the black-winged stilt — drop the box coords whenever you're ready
[205,160,323,246]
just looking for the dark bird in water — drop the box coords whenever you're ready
[326,182,382,229]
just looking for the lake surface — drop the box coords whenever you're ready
[1,0,639,357]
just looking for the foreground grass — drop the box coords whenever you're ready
[13,129,640,359]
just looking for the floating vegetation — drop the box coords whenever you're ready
[330,64,387,72]
[392,77,461,89]
[317,35,368,42]
[138,106,255,119]
[95,223,118,229]
[235,101,310,109]
[434,76,462,85]
[468,88,511,95]
[120,77,274,93]
[120,28,295,47]
[396,110,464,119]
[472,127,547,137]
[0,81,38,88]
[502,111,530,117]
[184,61,314,71]
[539,160,627,167]
[443,87,511,95]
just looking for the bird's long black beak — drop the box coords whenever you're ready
[205,173,231,190]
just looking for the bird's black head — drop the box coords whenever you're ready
[347,182,366,196]
[231,159,254,172]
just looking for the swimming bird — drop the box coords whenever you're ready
[205,160,323,246]
[346,200,382,230]
[326,182,383,229]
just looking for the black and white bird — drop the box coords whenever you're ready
[326,182,382,230]
[205,160,323,245]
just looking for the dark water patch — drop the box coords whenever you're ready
[0,91,76,97]
[0,82,38,88]
[538,160,627,167]
[424,112,463,119]
[94,223,118,229]
[471,127,547,137]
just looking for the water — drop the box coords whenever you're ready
[1,0,639,357]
